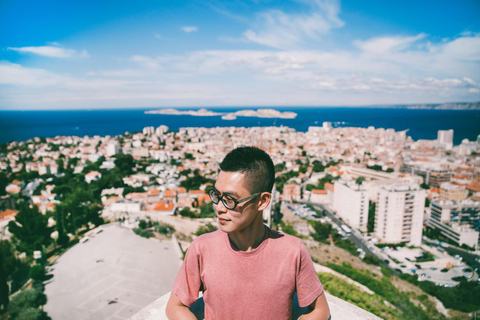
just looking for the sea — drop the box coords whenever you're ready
[0,107,479,145]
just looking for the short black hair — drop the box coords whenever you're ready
[219,146,274,194]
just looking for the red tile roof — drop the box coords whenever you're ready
[152,203,175,211]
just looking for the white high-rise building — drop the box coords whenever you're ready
[374,184,425,246]
[143,126,155,135]
[437,129,454,150]
[322,122,332,131]
[156,125,169,136]
[333,179,369,231]
[106,141,119,157]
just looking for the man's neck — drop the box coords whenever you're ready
[228,217,266,252]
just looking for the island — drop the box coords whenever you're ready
[145,108,298,119]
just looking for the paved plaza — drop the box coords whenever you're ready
[44,224,182,320]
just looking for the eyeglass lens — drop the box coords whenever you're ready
[209,189,236,209]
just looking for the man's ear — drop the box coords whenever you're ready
[257,192,272,211]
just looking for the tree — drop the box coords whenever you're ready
[420,183,430,190]
[310,221,333,242]
[58,188,103,234]
[29,265,46,282]
[312,160,325,172]
[8,289,49,320]
[8,204,52,254]
[0,240,16,311]
[55,158,64,173]
[179,207,196,218]
[199,203,215,218]
[367,201,376,233]
[355,176,366,185]
[0,172,8,196]
[114,154,135,175]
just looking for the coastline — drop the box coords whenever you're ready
[1,107,479,145]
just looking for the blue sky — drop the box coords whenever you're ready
[1,0,479,109]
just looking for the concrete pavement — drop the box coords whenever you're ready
[44,224,183,320]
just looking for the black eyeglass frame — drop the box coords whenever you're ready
[208,188,262,210]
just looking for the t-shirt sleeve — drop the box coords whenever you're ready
[296,240,324,307]
[171,242,202,307]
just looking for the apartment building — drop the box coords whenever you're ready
[428,199,479,247]
[374,184,425,246]
[333,179,369,231]
[439,182,468,201]
[282,184,301,202]
[400,163,452,188]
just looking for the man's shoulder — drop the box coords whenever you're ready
[267,228,304,251]
[191,230,224,248]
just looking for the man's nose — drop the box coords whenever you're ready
[213,201,227,214]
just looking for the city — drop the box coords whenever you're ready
[1,122,479,319]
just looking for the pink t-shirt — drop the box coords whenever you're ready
[172,227,323,320]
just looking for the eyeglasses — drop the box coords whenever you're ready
[208,188,261,210]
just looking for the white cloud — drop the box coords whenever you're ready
[243,0,344,49]
[1,33,479,109]
[7,46,88,58]
[131,55,161,69]
[0,61,69,86]
[181,26,198,33]
[354,34,426,54]
[154,33,162,39]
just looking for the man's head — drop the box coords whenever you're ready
[211,146,274,233]
[219,146,274,194]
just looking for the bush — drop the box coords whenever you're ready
[179,208,197,218]
[12,307,50,320]
[282,224,298,237]
[335,239,360,256]
[138,219,147,229]
[156,222,175,235]
[363,254,381,266]
[133,228,152,239]
[28,265,45,282]
[8,289,48,319]
[195,223,217,236]
[400,272,480,312]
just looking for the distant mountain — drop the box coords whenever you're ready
[370,102,480,110]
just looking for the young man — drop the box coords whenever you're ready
[166,146,330,320]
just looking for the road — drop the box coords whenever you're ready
[299,200,401,275]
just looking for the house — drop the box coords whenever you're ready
[5,184,21,194]
[150,202,176,215]
[85,171,102,183]
[164,190,177,203]
[111,199,145,213]
[147,189,161,203]
[0,209,17,239]
[310,189,328,204]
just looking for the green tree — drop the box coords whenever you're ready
[355,176,365,185]
[29,265,46,282]
[8,204,52,254]
[8,289,49,320]
[0,240,17,310]
[310,221,333,242]
[312,160,325,172]
[367,201,376,233]
[179,207,196,218]
[114,154,135,175]
[199,203,215,218]
[0,172,8,196]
